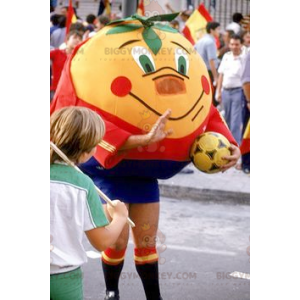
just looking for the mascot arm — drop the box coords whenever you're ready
[206,105,238,146]
[94,119,132,169]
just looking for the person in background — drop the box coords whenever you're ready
[240,50,250,174]
[50,14,61,36]
[170,20,180,31]
[50,106,128,300]
[164,2,191,32]
[69,22,86,35]
[178,10,192,33]
[242,31,250,48]
[226,12,244,35]
[194,21,221,105]
[216,34,246,145]
[61,3,80,20]
[50,0,58,13]
[50,30,83,100]
[218,29,234,60]
[85,14,97,32]
[50,15,66,48]
[60,6,68,17]
[89,15,110,38]
[96,15,110,30]
[58,22,87,49]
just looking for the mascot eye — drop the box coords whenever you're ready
[132,46,156,74]
[175,48,189,76]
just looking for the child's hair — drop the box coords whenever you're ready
[66,29,83,41]
[50,106,105,164]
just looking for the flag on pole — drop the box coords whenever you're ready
[182,3,213,45]
[98,0,111,16]
[137,0,145,16]
[66,0,77,34]
[240,120,250,155]
[104,0,111,15]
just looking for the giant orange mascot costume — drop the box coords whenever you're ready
[50,13,237,300]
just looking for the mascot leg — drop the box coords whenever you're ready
[102,205,130,300]
[131,202,162,300]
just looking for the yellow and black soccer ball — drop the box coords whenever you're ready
[190,132,231,174]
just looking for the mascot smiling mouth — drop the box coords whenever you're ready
[129,89,205,122]
[111,70,210,122]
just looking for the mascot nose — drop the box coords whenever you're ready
[155,76,186,95]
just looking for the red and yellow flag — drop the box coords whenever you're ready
[66,0,77,34]
[182,4,213,45]
[240,120,250,155]
[137,0,145,16]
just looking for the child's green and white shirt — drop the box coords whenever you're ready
[50,163,109,274]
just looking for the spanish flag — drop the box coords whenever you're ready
[240,120,250,155]
[66,0,77,34]
[182,4,213,45]
[137,0,145,16]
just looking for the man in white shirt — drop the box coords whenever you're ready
[216,34,246,145]
[226,12,244,35]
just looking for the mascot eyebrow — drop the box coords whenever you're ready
[171,41,190,54]
[119,39,141,49]
[106,13,180,55]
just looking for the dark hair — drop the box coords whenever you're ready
[206,22,220,33]
[66,30,83,40]
[69,22,86,33]
[58,15,66,28]
[98,15,110,26]
[226,29,235,38]
[232,13,243,23]
[230,34,243,43]
[86,14,96,24]
[50,14,61,26]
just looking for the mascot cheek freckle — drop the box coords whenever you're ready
[111,76,132,97]
[201,75,210,95]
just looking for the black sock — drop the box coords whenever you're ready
[135,262,161,300]
[102,260,124,293]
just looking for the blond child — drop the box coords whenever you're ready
[50,106,128,300]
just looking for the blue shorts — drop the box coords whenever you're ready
[80,157,188,204]
[93,176,159,204]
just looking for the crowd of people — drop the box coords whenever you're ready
[193,12,250,174]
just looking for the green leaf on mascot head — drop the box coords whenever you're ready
[142,27,162,55]
[107,24,143,35]
[153,23,178,33]
[106,12,180,55]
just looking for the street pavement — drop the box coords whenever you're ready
[82,196,250,300]
[159,165,250,205]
